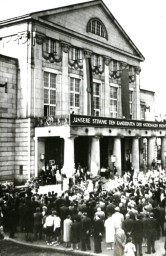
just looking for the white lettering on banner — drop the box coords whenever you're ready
[143,123,158,128]
[159,123,166,128]
[109,120,116,125]
[117,121,135,126]
[73,117,91,124]
[136,122,142,127]
[92,119,107,125]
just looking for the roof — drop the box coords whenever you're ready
[0,0,145,61]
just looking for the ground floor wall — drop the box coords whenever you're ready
[0,120,166,184]
[0,118,35,184]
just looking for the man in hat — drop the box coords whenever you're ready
[112,207,124,230]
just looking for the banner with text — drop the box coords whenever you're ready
[70,114,166,129]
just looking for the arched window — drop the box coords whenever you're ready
[87,18,108,39]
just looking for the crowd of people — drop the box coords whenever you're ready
[0,163,166,255]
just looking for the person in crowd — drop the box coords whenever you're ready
[124,237,136,256]
[63,215,72,248]
[122,213,134,239]
[70,217,80,250]
[145,212,157,254]
[44,211,54,245]
[114,227,126,256]
[52,210,61,246]
[112,206,124,229]
[93,214,104,253]
[80,212,91,251]
[104,213,115,250]
[132,214,143,256]
[33,207,43,241]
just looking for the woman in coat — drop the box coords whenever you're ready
[104,214,115,249]
[63,215,72,248]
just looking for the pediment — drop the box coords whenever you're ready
[31,0,144,60]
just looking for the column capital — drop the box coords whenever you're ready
[135,66,141,75]
[83,49,93,58]
[120,61,127,70]
[60,41,71,53]
[117,133,124,138]
[104,56,111,66]
[33,31,45,45]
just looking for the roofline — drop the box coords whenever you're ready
[140,88,155,94]
[0,0,145,61]
[0,53,18,63]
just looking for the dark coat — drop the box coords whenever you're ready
[146,217,157,239]
[80,216,92,238]
[70,221,80,243]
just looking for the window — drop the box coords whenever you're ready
[141,104,145,120]
[87,18,108,39]
[93,83,100,116]
[129,91,133,118]
[71,47,81,61]
[110,86,118,118]
[44,72,56,116]
[70,78,80,114]
[45,38,57,54]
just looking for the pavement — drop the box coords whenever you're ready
[5,232,166,256]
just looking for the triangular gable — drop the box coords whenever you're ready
[31,0,144,61]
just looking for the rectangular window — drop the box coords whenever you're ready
[70,78,80,114]
[110,86,118,118]
[45,38,56,53]
[44,72,56,116]
[71,47,80,61]
[93,83,100,116]
[129,91,133,118]
[141,104,145,120]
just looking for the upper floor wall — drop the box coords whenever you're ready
[0,54,18,118]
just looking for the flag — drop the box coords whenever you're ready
[86,57,93,116]
[121,69,130,119]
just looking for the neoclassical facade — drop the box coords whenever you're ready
[0,0,166,183]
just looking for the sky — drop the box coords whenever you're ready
[0,0,166,115]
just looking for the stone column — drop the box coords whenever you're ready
[132,137,140,174]
[161,137,166,168]
[108,137,113,169]
[83,50,92,116]
[34,137,38,177]
[63,136,75,178]
[139,137,144,170]
[90,136,100,176]
[147,137,154,168]
[60,41,71,115]
[113,137,121,175]
[104,56,111,117]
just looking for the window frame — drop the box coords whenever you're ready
[44,71,57,117]
[87,18,108,40]
[110,85,118,118]
[93,81,101,116]
[70,76,81,114]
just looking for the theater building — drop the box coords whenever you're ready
[0,0,166,183]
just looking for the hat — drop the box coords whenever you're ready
[42,206,47,210]
[115,207,120,211]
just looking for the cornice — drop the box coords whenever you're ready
[37,19,144,62]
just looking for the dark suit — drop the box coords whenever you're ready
[122,218,134,238]
[80,216,92,251]
[132,219,143,256]
[146,217,157,253]
[93,218,104,253]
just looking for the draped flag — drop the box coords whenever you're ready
[86,57,93,116]
[121,68,130,119]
